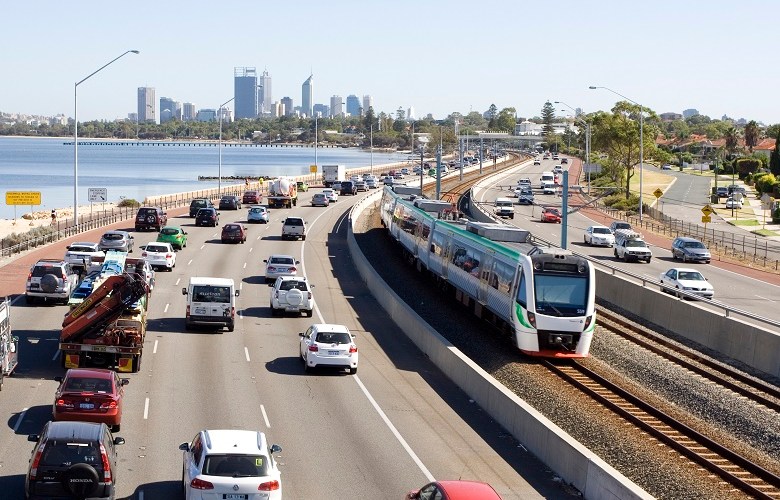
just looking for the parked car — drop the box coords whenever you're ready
[242,190,261,204]
[671,236,711,263]
[247,205,270,223]
[340,181,357,196]
[716,186,729,198]
[661,164,673,170]
[660,267,714,300]
[53,368,129,432]
[221,223,247,244]
[134,206,167,232]
[156,226,187,250]
[99,230,134,253]
[299,323,358,374]
[609,221,632,233]
[195,208,219,227]
[25,421,125,500]
[179,430,282,500]
[218,195,241,210]
[322,188,338,203]
[189,198,215,217]
[311,193,330,207]
[406,480,503,500]
[584,225,615,247]
[296,181,309,192]
[540,207,562,223]
[270,276,315,317]
[264,254,299,283]
[26,259,81,304]
[140,242,176,270]
[64,242,104,270]
[725,197,743,209]
[281,217,306,241]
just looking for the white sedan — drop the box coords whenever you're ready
[322,188,338,203]
[64,242,105,268]
[659,268,714,299]
[725,197,743,209]
[584,225,615,247]
[140,242,176,271]
[299,323,358,374]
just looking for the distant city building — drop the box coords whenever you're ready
[294,106,303,116]
[281,96,293,117]
[313,103,329,118]
[514,120,543,135]
[330,95,343,117]
[159,97,180,123]
[362,95,373,115]
[346,95,360,117]
[234,67,258,119]
[50,114,67,126]
[196,109,217,122]
[682,108,699,119]
[137,87,156,123]
[258,69,272,115]
[182,102,196,121]
[301,74,313,117]
[218,105,233,123]
[407,106,415,121]
[660,112,683,121]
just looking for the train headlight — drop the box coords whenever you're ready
[527,312,536,328]
[584,315,593,329]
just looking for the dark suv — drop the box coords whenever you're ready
[195,208,219,227]
[219,195,241,210]
[26,421,125,500]
[189,198,215,217]
[340,181,357,196]
[25,259,81,304]
[134,206,167,231]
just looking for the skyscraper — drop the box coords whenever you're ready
[330,95,344,117]
[346,95,360,117]
[281,97,293,117]
[301,74,313,117]
[362,95,373,115]
[159,97,180,123]
[183,103,196,121]
[234,67,258,119]
[258,70,272,115]
[313,104,329,118]
[137,87,156,123]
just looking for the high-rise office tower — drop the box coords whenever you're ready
[160,97,177,123]
[302,74,313,117]
[183,103,196,121]
[313,104,329,118]
[137,87,156,123]
[330,95,344,117]
[258,70,272,115]
[234,67,258,119]
[346,95,360,117]
[281,97,293,117]
[362,95,373,115]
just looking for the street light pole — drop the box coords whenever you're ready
[370,124,374,175]
[555,101,591,193]
[218,97,234,196]
[74,49,138,226]
[314,115,318,168]
[589,86,645,222]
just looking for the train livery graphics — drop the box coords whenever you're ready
[380,187,596,358]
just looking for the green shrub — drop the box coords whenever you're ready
[0,225,58,248]
[117,198,141,208]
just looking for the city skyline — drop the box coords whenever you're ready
[2,1,780,125]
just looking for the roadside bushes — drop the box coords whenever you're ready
[0,225,59,250]
[117,198,141,208]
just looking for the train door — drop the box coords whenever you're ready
[477,252,495,304]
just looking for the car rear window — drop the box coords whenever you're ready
[32,265,59,277]
[191,200,207,207]
[146,244,169,253]
[102,233,123,240]
[270,257,294,265]
[285,218,303,226]
[40,441,101,467]
[69,246,95,252]
[197,209,215,215]
[160,228,178,235]
[315,332,351,344]
[63,377,112,392]
[224,225,241,233]
[137,208,157,216]
[279,280,308,291]
[192,285,231,303]
[203,454,268,477]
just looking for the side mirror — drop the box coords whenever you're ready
[114,437,126,445]
[295,260,300,265]
[270,444,282,454]
[120,379,130,386]
[298,332,304,337]
[179,442,190,452]
[183,231,188,235]
[235,290,240,297]
[263,260,268,263]
[28,434,40,443]
[182,288,188,295]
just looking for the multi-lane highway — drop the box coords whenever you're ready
[0,185,567,498]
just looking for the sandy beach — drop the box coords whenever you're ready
[0,203,118,242]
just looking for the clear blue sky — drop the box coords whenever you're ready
[3,0,778,125]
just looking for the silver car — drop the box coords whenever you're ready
[247,205,270,224]
[263,254,299,284]
[99,230,134,253]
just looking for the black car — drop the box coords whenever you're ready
[340,181,357,196]
[189,198,215,217]
[219,195,241,210]
[134,206,167,232]
[195,208,219,227]
[26,421,125,500]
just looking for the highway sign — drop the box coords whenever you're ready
[309,165,318,173]
[583,163,602,173]
[5,191,41,205]
[653,188,663,199]
[701,204,713,216]
[88,188,108,203]
[701,215,711,223]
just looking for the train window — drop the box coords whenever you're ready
[453,245,482,277]
[516,271,528,307]
[421,222,431,240]
[492,260,514,293]
[533,274,588,316]
[430,232,445,255]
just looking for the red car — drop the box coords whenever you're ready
[53,368,129,432]
[540,207,562,223]
[242,190,262,204]
[407,480,502,500]
[221,223,247,243]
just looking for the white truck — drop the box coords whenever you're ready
[494,197,515,219]
[322,164,346,188]
[0,297,19,390]
[613,229,652,263]
[267,177,299,208]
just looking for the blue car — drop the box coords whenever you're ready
[247,205,270,224]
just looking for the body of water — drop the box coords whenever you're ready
[0,137,408,219]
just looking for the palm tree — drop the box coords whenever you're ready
[744,120,759,153]
[724,126,739,156]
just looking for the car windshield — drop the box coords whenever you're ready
[626,240,646,247]
[678,271,704,281]
[593,228,610,234]
[270,257,294,265]
[315,331,351,344]
[146,245,169,253]
[203,454,268,477]
[64,377,112,392]
[279,280,308,291]
[192,285,230,303]
[40,441,101,467]
[160,228,179,235]
[103,233,123,241]
[683,241,705,249]
[250,207,265,213]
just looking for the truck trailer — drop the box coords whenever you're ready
[0,297,19,390]
[322,164,346,188]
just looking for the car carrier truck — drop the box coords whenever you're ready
[0,297,19,391]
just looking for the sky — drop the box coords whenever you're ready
[3,0,779,125]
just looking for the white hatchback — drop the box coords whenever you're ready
[141,242,176,271]
[322,188,338,203]
[299,323,358,374]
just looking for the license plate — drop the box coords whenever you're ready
[328,350,340,356]
[31,284,39,289]
[224,495,248,500]
[79,403,94,409]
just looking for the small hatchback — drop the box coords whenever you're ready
[247,205,270,223]
[407,480,503,500]
[218,195,241,210]
[311,193,329,207]
[264,255,299,283]
[299,323,358,374]
[53,368,129,432]
[671,236,711,264]
[242,190,261,204]
[141,242,177,270]
[98,231,134,253]
[221,223,247,244]
[156,226,188,250]
[195,208,219,227]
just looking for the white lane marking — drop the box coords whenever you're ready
[354,375,435,482]
[755,295,776,302]
[256,235,261,240]
[212,232,218,238]
[51,349,61,361]
[187,259,193,266]
[243,262,247,269]
[260,405,271,428]
[239,282,243,290]
[143,398,150,420]
[244,347,251,362]
[249,247,253,253]
[13,408,28,432]
[200,244,205,250]
[153,339,158,354]
[164,303,169,313]
[175,278,181,286]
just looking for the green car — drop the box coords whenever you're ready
[157,226,188,250]
[296,181,309,192]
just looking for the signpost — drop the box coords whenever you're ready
[701,204,713,228]
[653,188,663,199]
[761,193,773,229]
[309,165,317,184]
[5,191,42,226]
[88,188,108,219]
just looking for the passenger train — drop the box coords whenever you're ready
[379,187,596,358]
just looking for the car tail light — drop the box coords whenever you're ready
[29,444,44,480]
[290,266,297,273]
[61,271,67,280]
[527,312,537,328]
[99,442,112,482]
[308,345,319,352]
[100,401,118,409]
[259,480,280,491]
[55,399,75,408]
[142,252,148,257]
[191,477,214,490]
[349,345,358,353]
[166,253,173,258]
[231,307,235,318]
[27,271,32,281]
[186,305,190,318]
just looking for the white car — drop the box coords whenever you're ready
[322,188,338,203]
[299,323,358,374]
[64,242,105,269]
[366,178,378,189]
[270,276,315,317]
[264,254,299,283]
[140,242,176,271]
[659,267,714,299]
[584,225,615,247]
[179,429,282,500]
[725,197,743,209]
[311,193,329,207]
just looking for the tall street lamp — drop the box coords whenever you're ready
[369,123,374,175]
[74,49,139,226]
[555,101,592,194]
[218,97,234,195]
[589,86,645,222]
[314,115,318,168]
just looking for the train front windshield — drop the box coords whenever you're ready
[532,274,588,316]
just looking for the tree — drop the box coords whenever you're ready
[541,101,555,138]
[744,120,760,153]
[363,106,376,131]
[486,104,498,129]
[396,107,406,121]
[494,107,516,133]
[770,130,780,176]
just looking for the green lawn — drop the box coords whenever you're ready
[752,229,780,236]
[731,219,760,226]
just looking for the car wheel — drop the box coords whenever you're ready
[624,254,629,262]
[184,319,192,331]
[646,257,651,263]
[613,249,618,258]
[305,309,313,317]
[682,254,688,263]
[227,323,234,332]
[112,423,121,432]
[135,226,141,232]
[304,360,313,373]
[302,235,306,241]
[349,367,357,375]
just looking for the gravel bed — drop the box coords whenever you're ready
[354,208,773,499]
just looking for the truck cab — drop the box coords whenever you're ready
[494,197,515,219]
[613,229,652,263]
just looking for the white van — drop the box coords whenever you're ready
[541,181,557,195]
[182,277,240,332]
[494,197,515,219]
[539,172,555,188]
